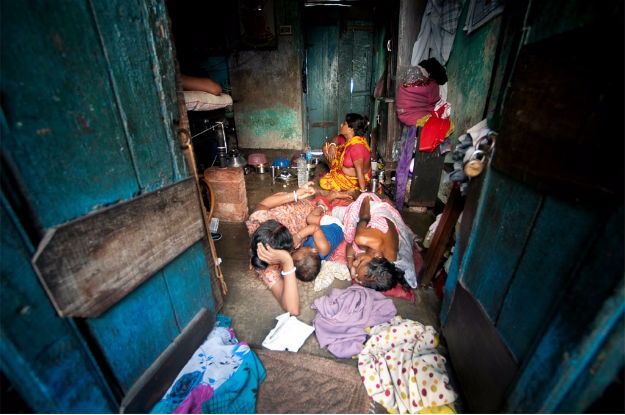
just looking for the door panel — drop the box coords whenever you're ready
[305,17,375,149]
[305,24,339,148]
[442,1,624,412]
[0,0,217,410]
[337,22,374,120]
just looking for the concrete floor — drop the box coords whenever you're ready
[212,149,443,363]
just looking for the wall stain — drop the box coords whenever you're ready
[237,107,300,146]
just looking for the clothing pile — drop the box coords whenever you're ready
[358,316,459,413]
[150,316,265,414]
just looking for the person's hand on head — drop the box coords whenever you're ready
[256,242,290,265]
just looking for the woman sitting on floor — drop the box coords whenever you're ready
[319,113,372,193]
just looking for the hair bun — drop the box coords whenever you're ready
[419,57,447,85]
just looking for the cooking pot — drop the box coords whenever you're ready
[254,163,269,174]
[227,150,247,168]
[248,153,268,165]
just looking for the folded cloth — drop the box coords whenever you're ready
[262,313,315,352]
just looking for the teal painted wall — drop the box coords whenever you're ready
[229,0,305,150]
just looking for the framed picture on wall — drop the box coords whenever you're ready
[238,0,277,50]
[464,0,504,34]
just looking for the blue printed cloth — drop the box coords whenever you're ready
[151,315,266,414]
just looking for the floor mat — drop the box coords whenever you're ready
[254,348,370,414]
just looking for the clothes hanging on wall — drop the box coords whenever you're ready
[411,0,465,67]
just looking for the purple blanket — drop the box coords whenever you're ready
[312,285,397,358]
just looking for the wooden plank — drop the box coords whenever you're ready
[443,283,518,413]
[119,307,216,414]
[91,0,184,191]
[419,184,464,287]
[497,196,599,359]
[32,177,205,318]
[505,207,624,413]
[461,169,542,318]
[0,1,140,229]
[408,144,444,207]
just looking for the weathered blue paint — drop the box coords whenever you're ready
[305,18,375,148]
[337,21,374,121]
[1,200,116,412]
[497,196,600,360]
[236,107,301,143]
[163,242,216,330]
[86,271,181,392]
[0,0,216,411]
[441,0,623,411]
[460,169,541,316]
[305,22,340,147]
[556,306,624,413]
[505,211,624,412]
[86,243,215,392]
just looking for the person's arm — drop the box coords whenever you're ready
[253,181,316,212]
[294,223,330,256]
[256,243,300,315]
[353,157,367,191]
[310,227,331,257]
[345,243,356,273]
[306,205,325,225]
[322,142,338,164]
[181,74,223,95]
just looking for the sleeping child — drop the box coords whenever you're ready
[291,199,344,282]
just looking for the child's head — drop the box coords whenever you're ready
[292,246,321,282]
[250,220,293,270]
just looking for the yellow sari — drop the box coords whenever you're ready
[320,135,371,191]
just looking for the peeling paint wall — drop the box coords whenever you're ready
[229,0,304,150]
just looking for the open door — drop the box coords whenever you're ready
[1,0,221,411]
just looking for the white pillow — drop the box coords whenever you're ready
[183,91,233,111]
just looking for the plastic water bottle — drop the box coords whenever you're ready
[297,154,307,187]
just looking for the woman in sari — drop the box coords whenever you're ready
[320,113,372,193]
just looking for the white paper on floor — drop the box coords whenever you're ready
[262,312,315,352]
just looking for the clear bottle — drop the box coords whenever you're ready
[297,154,307,187]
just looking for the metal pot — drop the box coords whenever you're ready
[227,150,247,168]
[254,163,269,174]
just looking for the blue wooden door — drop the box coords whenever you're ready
[439,1,624,412]
[305,22,340,147]
[0,0,218,411]
[304,14,375,149]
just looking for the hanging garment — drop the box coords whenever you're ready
[419,104,455,152]
[411,0,465,66]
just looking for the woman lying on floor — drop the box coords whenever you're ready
[246,182,351,315]
[330,192,419,292]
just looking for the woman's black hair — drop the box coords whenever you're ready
[361,257,410,291]
[345,113,370,137]
[250,219,293,270]
[419,57,447,86]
